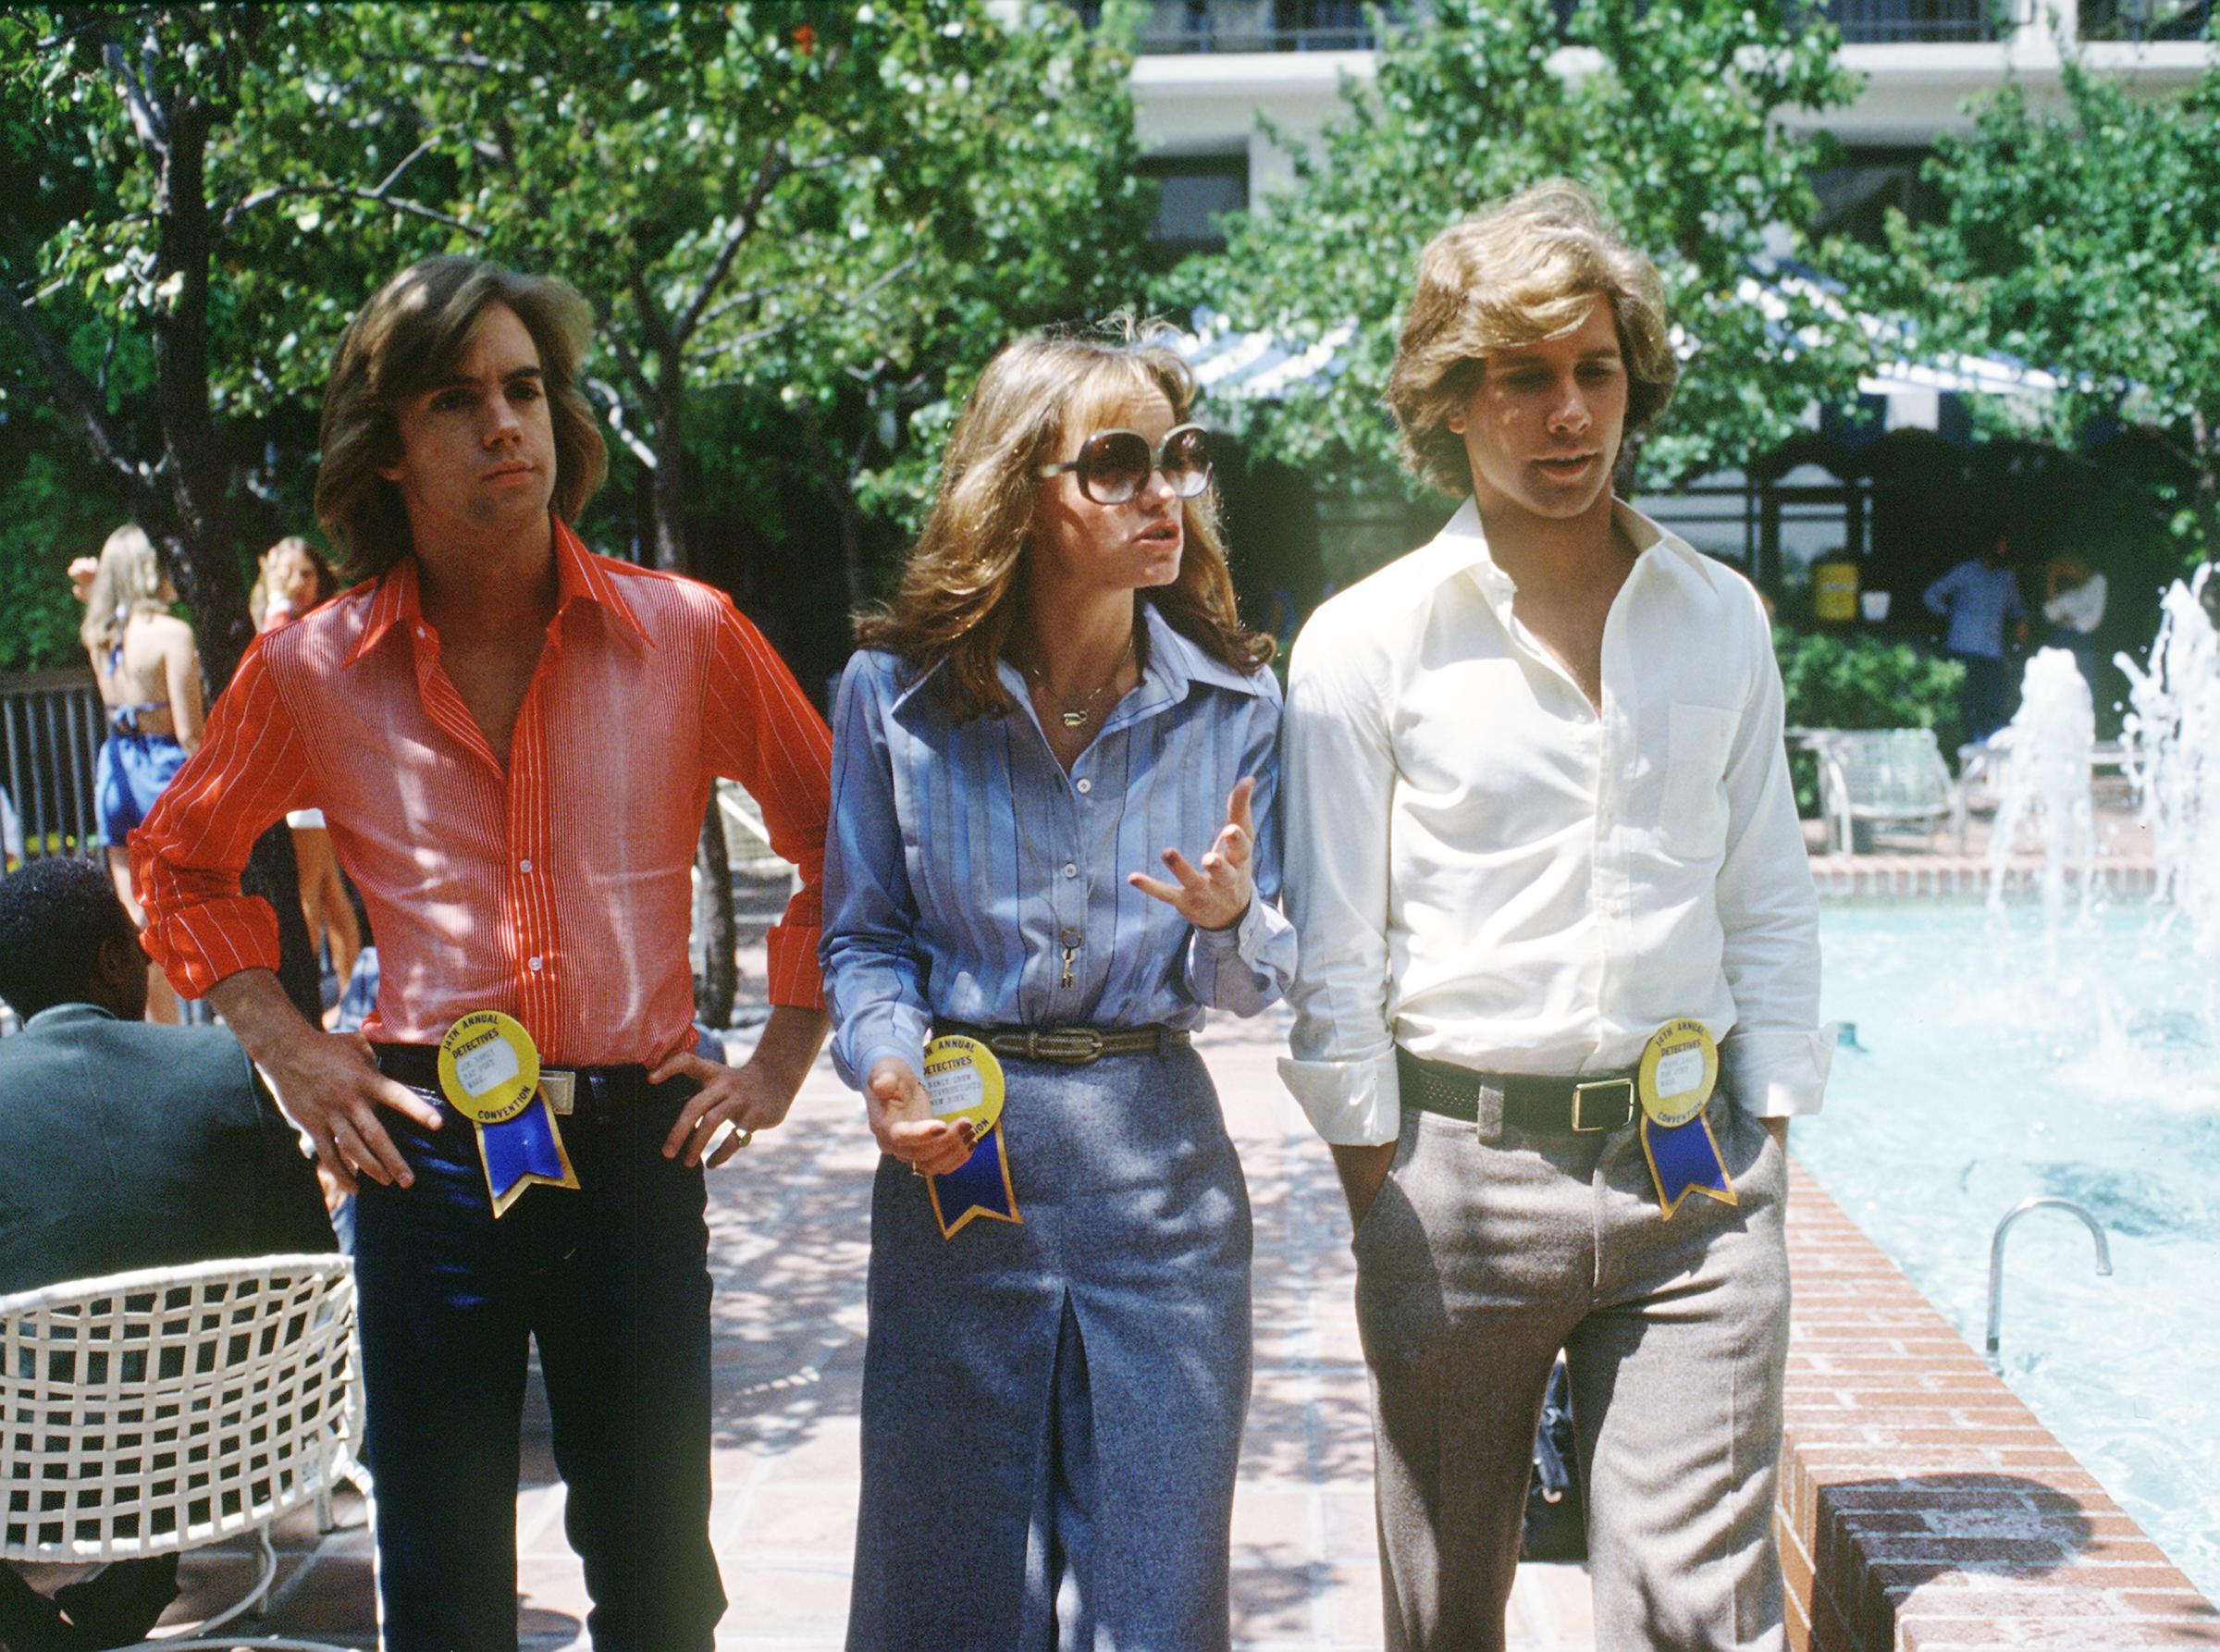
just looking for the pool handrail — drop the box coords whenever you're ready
[1986,1196,2113,1367]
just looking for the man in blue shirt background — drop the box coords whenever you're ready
[1923,529,2029,745]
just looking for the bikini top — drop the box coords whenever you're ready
[104,640,170,738]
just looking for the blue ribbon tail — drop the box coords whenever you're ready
[930,1128,1021,1238]
[481,1097,575,1215]
[1643,1115,1735,1219]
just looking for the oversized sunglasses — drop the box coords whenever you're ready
[1038,423,1213,505]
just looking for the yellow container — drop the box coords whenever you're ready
[1812,558,1860,623]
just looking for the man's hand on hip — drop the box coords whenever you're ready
[657,1005,830,1168]
[1331,1140,1399,1231]
[207,968,442,1194]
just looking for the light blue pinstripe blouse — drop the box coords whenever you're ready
[820,602,1296,1089]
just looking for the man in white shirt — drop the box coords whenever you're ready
[1278,183,1829,1651]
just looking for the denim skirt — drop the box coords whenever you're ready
[846,1042,1252,1651]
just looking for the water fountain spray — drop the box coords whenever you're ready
[1987,647,2097,938]
[2116,563,2219,962]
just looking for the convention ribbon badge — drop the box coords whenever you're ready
[1635,1018,1736,1221]
[921,1034,1019,1239]
[437,1011,579,1218]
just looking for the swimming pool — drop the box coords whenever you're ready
[1798,900,2219,1602]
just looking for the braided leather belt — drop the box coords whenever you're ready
[1396,1048,1638,1134]
[935,1022,1191,1066]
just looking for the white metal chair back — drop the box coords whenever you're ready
[0,1255,355,1568]
[1820,728,1954,850]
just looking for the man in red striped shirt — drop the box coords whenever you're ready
[133,257,832,1652]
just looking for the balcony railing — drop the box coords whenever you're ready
[1091,0,2209,50]
[1816,0,2012,41]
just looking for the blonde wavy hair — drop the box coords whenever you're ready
[1388,180,1679,497]
[857,323,1271,721]
[314,256,608,580]
[79,524,169,656]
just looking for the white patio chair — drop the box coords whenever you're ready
[0,1254,358,1650]
[1818,728,1954,854]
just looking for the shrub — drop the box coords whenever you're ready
[1773,627,1965,815]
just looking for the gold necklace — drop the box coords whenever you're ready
[1022,635,1135,730]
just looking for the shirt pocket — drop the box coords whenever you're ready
[1659,702,1737,859]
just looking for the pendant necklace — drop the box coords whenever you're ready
[1024,634,1135,730]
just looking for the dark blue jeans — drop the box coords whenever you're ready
[354,1081,722,1652]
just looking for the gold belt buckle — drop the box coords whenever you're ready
[1031,1027,1105,1064]
[1572,1079,1632,1133]
[540,1069,576,1116]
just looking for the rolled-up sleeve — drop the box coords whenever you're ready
[701,596,833,1011]
[132,640,312,997]
[819,653,933,1090]
[1179,677,1295,1016]
[1276,614,1403,1146]
[1717,589,1832,1116]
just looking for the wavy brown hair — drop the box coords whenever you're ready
[1388,180,1679,497]
[314,257,608,580]
[857,324,1271,721]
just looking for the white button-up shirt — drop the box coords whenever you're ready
[1278,497,1831,1146]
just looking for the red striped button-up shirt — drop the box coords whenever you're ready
[133,522,831,1067]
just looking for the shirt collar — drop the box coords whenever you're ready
[346,516,651,668]
[887,598,1266,715]
[21,1002,119,1031]
[1415,494,1711,605]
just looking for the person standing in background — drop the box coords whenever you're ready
[70,524,201,1023]
[2041,552,2108,696]
[1923,529,2029,745]
[250,536,362,1014]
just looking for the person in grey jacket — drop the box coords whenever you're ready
[0,855,333,1649]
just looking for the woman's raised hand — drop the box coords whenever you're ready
[1129,775,1255,933]
[866,1056,978,1177]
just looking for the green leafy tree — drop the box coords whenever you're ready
[1158,0,1869,529]
[1833,59,2220,566]
[2,4,471,1014]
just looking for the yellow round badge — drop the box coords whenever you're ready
[920,1035,1005,1136]
[437,1011,542,1126]
[1637,1018,1718,1129]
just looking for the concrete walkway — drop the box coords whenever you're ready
[30,1010,1595,1649]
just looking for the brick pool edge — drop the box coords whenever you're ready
[1778,1161,2220,1650]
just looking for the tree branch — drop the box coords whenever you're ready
[672,138,792,343]
[220,180,484,239]
[0,276,158,512]
[586,376,660,471]
[99,33,168,160]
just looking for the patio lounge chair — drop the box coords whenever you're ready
[1818,728,1954,854]
[0,1254,357,1651]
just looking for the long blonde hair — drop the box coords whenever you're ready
[79,524,169,657]
[857,324,1271,721]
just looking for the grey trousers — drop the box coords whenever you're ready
[1352,1091,1790,1652]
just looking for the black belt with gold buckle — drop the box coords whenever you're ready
[935,1022,1190,1066]
[1396,1048,1637,1134]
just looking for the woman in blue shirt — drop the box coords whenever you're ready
[823,326,1294,1650]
